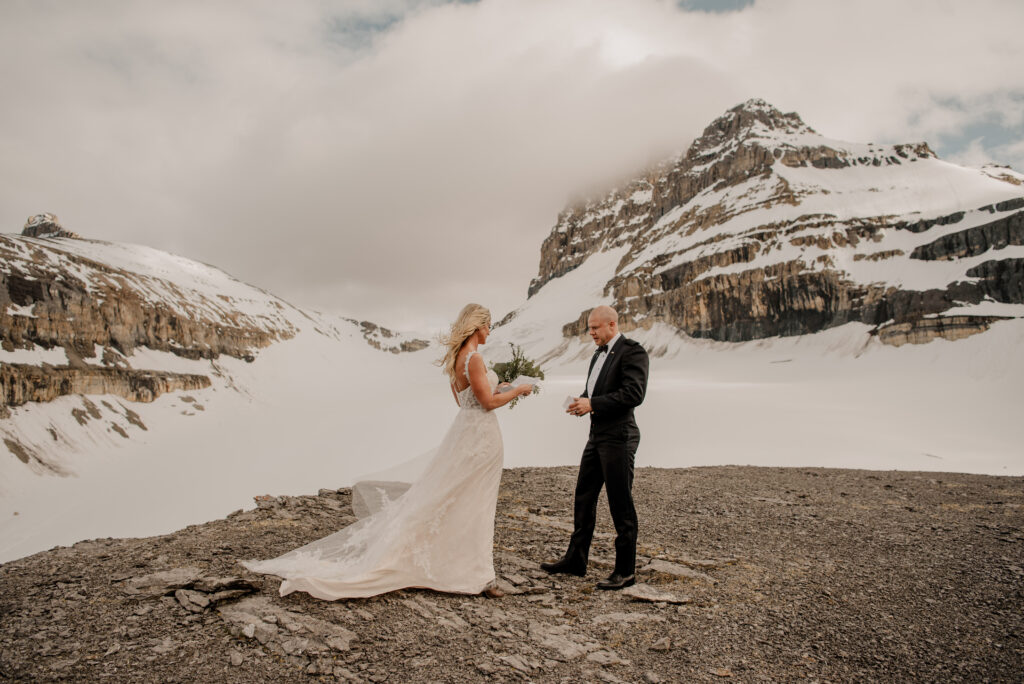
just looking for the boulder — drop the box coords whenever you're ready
[22,213,79,239]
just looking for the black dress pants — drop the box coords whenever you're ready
[565,425,640,576]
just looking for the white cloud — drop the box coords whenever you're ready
[1,0,1022,329]
[977,138,1024,173]
[947,138,996,168]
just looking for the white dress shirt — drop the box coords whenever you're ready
[586,332,621,398]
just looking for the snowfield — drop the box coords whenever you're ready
[2,303,1022,563]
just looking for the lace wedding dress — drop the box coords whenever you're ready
[241,351,504,599]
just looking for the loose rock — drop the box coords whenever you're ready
[622,583,691,605]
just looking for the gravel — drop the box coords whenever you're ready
[1,465,1021,682]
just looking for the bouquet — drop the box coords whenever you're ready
[490,343,545,408]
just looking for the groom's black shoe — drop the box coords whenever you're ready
[596,572,635,591]
[540,558,586,577]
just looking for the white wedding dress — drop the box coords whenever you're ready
[241,351,504,599]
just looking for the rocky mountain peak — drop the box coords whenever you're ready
[519,98,1024,349]
[525,100,835,297]
[21,213,80,239]
[688,98,817,155]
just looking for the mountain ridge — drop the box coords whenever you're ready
[0,226,429,416]
[519,99,1024,349]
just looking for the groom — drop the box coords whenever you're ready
[541,305,649,590]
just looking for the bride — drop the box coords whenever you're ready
[241,303,533,599]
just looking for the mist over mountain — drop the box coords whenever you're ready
[502,99,1024,355]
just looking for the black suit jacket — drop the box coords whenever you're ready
[582,336,649,436]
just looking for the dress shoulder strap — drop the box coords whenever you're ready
[463,349,480,378]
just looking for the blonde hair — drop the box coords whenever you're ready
[436,303,491,383]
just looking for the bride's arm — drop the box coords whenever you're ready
[468,353,530,411]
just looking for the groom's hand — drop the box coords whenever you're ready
[567,397,592,416]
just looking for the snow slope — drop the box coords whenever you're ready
[0,320,452,563]
[3,234,297,334]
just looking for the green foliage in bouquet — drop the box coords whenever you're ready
[490,343,545,408]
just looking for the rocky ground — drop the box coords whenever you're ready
[1,465,1022,683]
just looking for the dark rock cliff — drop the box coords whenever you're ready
[1,364,211,411]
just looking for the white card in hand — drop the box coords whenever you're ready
[498,376,540,393]
[510,375,540,389]
[563,396,576,409]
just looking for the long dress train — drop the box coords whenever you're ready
[241,352,503,599]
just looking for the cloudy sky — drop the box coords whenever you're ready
[2,0,1022,329]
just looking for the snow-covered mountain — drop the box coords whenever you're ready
[0,220,436,561]
[505,99,1024,357]
[1,217,430,472]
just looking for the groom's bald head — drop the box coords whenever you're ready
[590,305,617,325]
[587,306,619,346]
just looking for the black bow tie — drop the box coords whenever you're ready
[595,344,609,354]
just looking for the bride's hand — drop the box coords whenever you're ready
[517,384,534,396]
